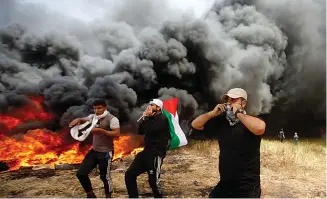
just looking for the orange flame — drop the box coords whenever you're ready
[0,130,143,171]
[0,130,89,171]
[113,135,144,161]
[0,96,54,131]
[0,96,143,172]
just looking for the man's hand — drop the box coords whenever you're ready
[91,128,104,134]
[231,105,245,117]
[69,118,81,128]
[232,106,237,114]
[208,104,227,118]
[143,106,154,117]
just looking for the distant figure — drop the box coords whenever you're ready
[294,132,299,145]
[278,129,285,142]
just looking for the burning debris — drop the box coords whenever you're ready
[0,96,144,172]
[0,129,144,172]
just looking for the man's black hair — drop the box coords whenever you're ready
[93,99,107,106]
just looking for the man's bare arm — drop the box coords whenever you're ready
[191,112,215,130]
[237,113,266,135]
[191,104,227,130]
[69,117,90,127]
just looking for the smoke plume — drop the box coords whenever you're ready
[0,0,325,136]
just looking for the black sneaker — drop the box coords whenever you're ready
[86,193,96,198]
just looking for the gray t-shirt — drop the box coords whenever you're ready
[87,113,120,152]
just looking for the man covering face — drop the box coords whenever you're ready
[144,99,164,117]
[191,88,266,198]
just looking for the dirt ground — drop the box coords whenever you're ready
[0,139,326,198]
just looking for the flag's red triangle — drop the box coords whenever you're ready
[163,98,178,116]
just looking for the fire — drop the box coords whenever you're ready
[0,116,21,130]
[0,130,144,171]
[0,96,54,131]
[0,130,90,171]
[113,135,144,161]
[0,96,144,172]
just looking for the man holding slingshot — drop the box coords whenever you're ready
[125,99,171,198]
[69,99,120,198]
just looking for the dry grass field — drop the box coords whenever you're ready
[0,138,325,198]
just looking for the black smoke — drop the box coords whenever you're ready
[0,0,325,137]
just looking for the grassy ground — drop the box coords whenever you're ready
[0,138,325,198]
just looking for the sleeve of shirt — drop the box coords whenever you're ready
[110,117,120,129]
[146,115,168,133]
[138,121,146,135]
[137,115,168,135]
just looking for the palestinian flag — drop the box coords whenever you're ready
[162,98,188,150]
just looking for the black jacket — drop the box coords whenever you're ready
[138,112,171,157]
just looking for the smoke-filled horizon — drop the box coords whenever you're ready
[0,0,325,136]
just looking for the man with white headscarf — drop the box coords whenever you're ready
[125,99,171,198]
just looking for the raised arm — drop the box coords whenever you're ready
[69,116,91,127]
[138,114,168,135]
[138,120,146,135]
[236,113,266,135]
[191,104,226,130]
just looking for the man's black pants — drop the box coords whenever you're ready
[125,151,164,198]
[209,181,261,198]
[76,149,113,195]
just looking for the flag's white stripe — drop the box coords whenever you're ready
[169,112,188,147]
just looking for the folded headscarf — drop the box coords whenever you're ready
[225,105,246,126]
[70,110,109,141]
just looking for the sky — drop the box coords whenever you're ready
[20,0,216,22]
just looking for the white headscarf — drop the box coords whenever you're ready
[70,110,109,141]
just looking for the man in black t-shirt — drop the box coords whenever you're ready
[191,88,266,198]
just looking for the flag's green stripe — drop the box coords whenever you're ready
[162,109,180,149]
